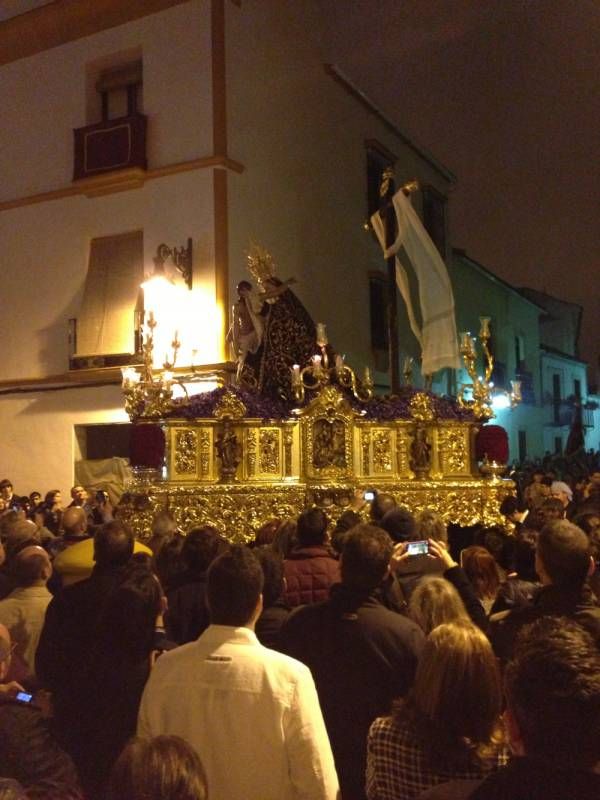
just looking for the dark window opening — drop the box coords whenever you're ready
[369,275,389,372]
[518,430,527,462]
[77,424,133,460]
[96,60,143,122]
[422,185,447,258]
[552,373,561,425]
[554,436,563,455]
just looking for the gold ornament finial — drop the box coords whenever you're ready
[246,241,276,286]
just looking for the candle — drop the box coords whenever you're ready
[479,317,491,339]
[459,332,471,351]
[363,366,372,386]
[511,380,522,401]
[312,354,322,374]
[291,364,301,385]
[335,355,344,376]
[403,356,413,373]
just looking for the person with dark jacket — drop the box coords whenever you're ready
[386,514,489,633]
[35,521,134,749]
[66,564,170,799]
[280,524,424,800]
[490,519,600,664]
[165,526,228,645]
[283,508,340,607]
[254,547,291,649]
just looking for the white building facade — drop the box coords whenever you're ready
[0,0,455,494]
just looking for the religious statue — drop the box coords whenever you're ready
[410,425,431,479]
[229,280,265,383]
[231,243,317,401]
[214,424,242,481]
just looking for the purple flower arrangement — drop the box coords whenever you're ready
[162,385,475,422]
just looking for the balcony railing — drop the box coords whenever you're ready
[73,113,147,181]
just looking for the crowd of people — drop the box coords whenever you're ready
[0,472,599,799]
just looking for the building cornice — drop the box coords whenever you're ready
[0,0,192,67]
[324,63,456,184]
[0,155,244,213]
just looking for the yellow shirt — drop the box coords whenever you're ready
[54,537,152,585]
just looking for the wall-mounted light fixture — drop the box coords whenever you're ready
[152,238,193,289]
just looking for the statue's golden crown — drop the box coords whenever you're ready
[246,241,276,284]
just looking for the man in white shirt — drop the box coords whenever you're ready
[138,545,339,800]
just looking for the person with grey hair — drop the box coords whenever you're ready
[0,545,52,678]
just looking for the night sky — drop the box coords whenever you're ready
[325,0,599,379]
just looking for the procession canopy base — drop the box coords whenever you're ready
[118,385,513,542]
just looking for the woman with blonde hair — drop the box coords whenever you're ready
[367,621,507,800]
[409,576,469,635]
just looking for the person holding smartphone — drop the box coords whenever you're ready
[0,624,83,799]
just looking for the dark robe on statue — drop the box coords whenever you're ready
[243,281,316,402]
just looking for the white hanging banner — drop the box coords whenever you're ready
[371,190,460,375]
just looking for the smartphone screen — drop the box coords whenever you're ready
[407,540,428,556]
[364,491,375,501]
[16,691,33,704]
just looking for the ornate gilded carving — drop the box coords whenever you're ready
[312,418,346,468]
[199,430,210,478]
[300,385,356,479]
[372,430,392,473]
[395,427,411,476]
[259,429,280,474]
[362,429,371,474]
[118,478,513,543]
[155,484,307,544]
[283,426,294,477]
[213,389,247,420]
[174,429,197,474]
[439,427,468,473]
[148,385,511,532]
[246,429,257,476]
[410,392,435,422]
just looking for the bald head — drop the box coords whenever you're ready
[13,545,52,586]
[3,519,40,558]
[62,506,87,537]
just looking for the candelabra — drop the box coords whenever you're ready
[290,323,374,404]
[457,317,522,420]
[121,312,181,420]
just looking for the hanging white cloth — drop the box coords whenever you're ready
[371,190,460,375]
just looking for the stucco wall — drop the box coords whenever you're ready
[0,168,217,381]
[0,0,211,202]
[0,384,127,496]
